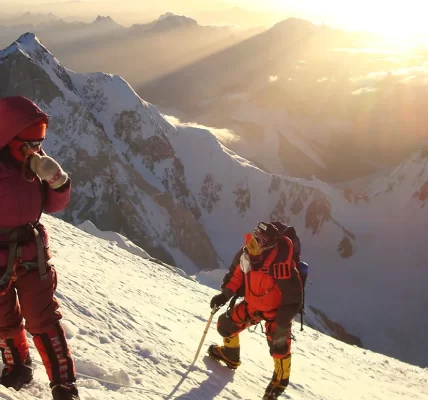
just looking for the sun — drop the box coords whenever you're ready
[255,0,428,39]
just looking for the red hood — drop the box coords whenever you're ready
[0,97,49,149]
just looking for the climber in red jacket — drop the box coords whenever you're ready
[0,96,79,400]
[208,222,303,400]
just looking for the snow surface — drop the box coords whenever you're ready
[77,220,152,260]
[0,216,426,400]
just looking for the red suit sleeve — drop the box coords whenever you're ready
[222,264,244,298]
[43,179,71,214]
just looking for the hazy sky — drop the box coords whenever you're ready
[3,0,428,35]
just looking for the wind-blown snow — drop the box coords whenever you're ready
[0,216,426,400]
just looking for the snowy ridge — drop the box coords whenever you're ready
[77,220,152,260]
[364,147,428,202]
[77,220,190,279]
[0,215,426,400]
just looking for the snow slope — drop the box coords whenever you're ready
[0,215,426,400]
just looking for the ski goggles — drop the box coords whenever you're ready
[15,137,44,148]
[245,228,277,256]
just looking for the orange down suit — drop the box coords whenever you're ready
[217,236,303,358]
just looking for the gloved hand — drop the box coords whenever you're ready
[210,292,228,309]
[29,153,68,189]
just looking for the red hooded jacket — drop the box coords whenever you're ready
[0,97,70,266]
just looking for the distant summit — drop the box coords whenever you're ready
[150,13,198,32]
[270,17,317,36]
[93,15,121,28]
[0,11,59,27]
[158,12,176,21]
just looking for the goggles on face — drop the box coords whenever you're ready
[253,227,273,247]
[245,228,277,256]
[15,137,44,148]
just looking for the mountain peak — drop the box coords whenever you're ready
[16,31,38,46]
[158,12,176,21]
[93,15,117,25]
[0,32,45,59]
[151,13,198,32]
[271,17,317,32]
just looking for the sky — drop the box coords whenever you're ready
[237,0,428,35]
[3,0,428,35]
[2,213,425,400]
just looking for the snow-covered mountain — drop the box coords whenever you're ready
[1,215,427,400]
[0,33,352,272]
[1,34,428,368]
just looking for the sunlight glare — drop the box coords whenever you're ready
[264,0,428,38]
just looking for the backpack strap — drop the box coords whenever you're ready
[270,237,294,280]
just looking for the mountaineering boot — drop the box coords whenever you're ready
[208,335,241,369]
[0,356,33,390]
[0,331,33,390]
[51,382,80,400]
[262,355,291,400]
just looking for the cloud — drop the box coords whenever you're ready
[349,71,388,83]
[350,65,428,86]
[269,75,278,82]
[351,87,379,95]
[317,77,328,82]
[332,47,397,55]
[164,115,241,144]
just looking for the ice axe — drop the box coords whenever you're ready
[192,306,218,364]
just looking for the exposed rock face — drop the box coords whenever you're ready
[338,235,353,258]
[0,47,62,102]
[234,179,251,215]
[309,306,364,347]
[199,174,223,214]
[413,181,428,205]
[305,193,332,234]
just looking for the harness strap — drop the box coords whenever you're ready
[0,225,47,290]
[0,230,19,287]
[34,228,47,280]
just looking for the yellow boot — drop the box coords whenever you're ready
[263,355,291,399]
[208,335,241,369]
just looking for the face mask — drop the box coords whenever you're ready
[245,236,263,256]
[240,251,251,274]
